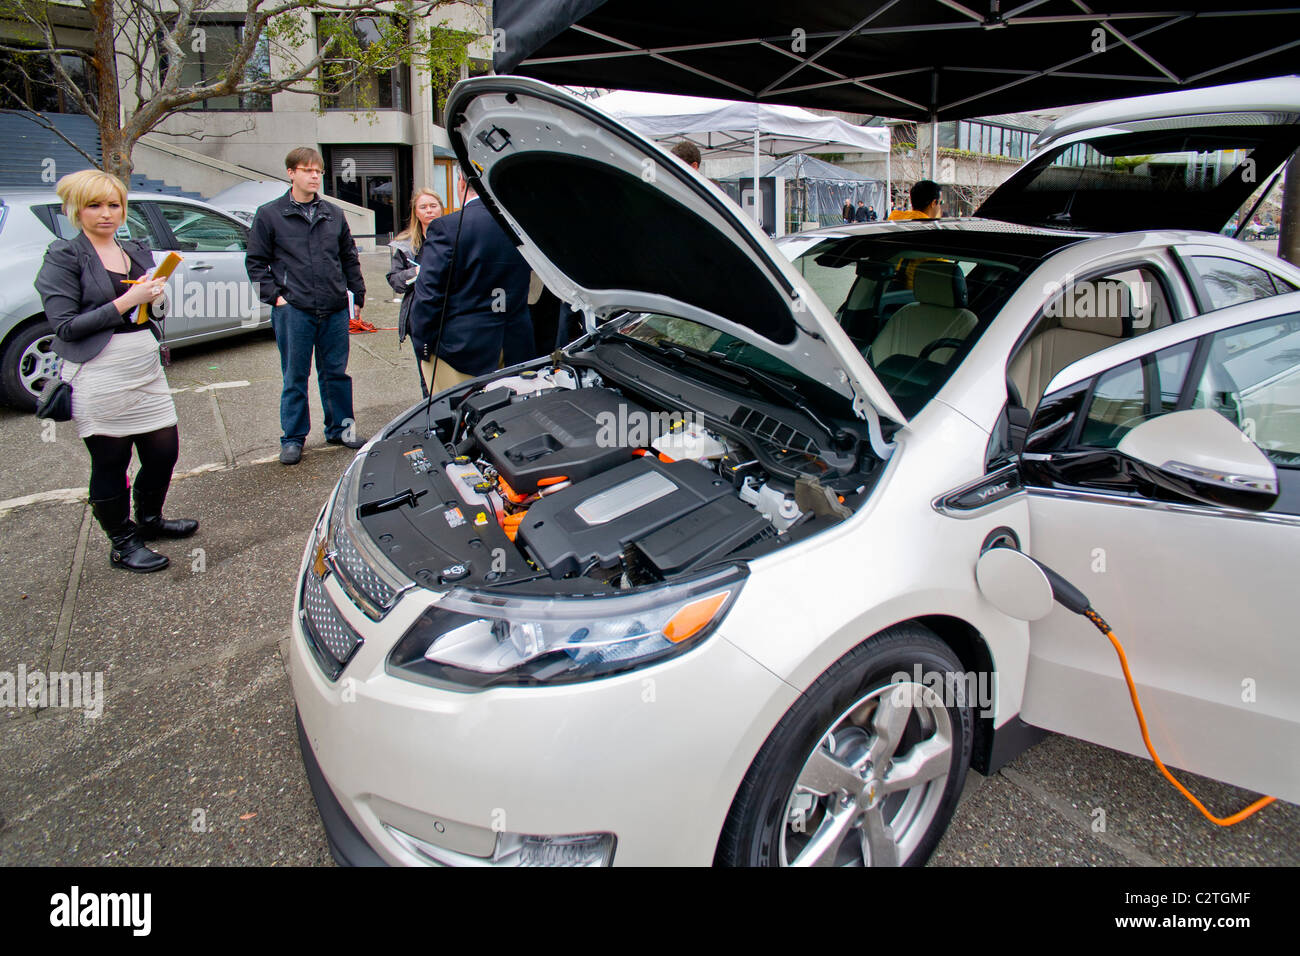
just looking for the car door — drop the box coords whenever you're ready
[1014,294,1300,802]
[147,200,264,339]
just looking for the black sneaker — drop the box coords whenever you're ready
[280,443,303,465]
[326,435,366,449]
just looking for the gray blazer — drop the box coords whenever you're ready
[34,232,159,363]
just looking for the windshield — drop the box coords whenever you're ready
[782,229,1075,418]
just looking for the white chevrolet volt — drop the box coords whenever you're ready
[288,76,1300,866]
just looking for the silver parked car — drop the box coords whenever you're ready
[0,189,271,410]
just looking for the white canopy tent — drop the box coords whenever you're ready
[588,90,889,224]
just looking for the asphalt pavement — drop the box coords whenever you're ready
[0,250,1295,867]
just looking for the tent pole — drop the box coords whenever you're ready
[753,128,760,227]
[885,129,892,215]
[930,114,938,182]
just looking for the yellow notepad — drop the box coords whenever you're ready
[136,251,184,324]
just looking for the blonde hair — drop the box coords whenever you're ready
[56,169,129,232]
[394,188,443,255]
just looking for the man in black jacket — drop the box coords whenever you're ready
[245,147,366,464]
[407,169,532,394]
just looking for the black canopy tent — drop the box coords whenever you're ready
[492,1,1300,122]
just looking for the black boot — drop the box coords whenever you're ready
[91,492,169,573]
[133,483,199,540]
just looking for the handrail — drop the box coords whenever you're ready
[134,138,283,183]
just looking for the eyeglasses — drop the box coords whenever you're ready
[295,168,324,176]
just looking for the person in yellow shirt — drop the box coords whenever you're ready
[888,180,945,289]
[888,179,942,220]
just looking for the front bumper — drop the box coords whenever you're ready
[288,523,799,866]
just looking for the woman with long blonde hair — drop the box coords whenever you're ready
[387,187,443,395]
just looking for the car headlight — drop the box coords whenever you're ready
[387,565,745,689]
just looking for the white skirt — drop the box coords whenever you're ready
[61,332,178,439]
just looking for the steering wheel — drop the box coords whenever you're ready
[919,338,966,362]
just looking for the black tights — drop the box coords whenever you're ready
[84,426,180,501]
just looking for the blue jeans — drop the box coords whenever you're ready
[271,304,354,446]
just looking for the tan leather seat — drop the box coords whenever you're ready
[870,261,979,364]
[1009,280,1130,413]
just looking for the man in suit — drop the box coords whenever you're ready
[407,169,533,394]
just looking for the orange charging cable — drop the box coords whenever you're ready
[1080,607,1276,826]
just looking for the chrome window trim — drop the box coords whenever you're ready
[1026,485,1300,528]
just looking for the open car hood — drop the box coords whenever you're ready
[444,76,906,428]
[977,77,1300,234]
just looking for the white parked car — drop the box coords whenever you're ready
[289,76,1300,866]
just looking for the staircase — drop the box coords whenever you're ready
[0,112,203,200]
[0,112,101,188]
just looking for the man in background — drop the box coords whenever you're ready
[889,180,942,220]
[246,146,366,465]
[670,141,702,170]
[408,169,533,394]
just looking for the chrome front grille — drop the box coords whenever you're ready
[301,568,363,681]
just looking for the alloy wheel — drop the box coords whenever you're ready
[778,681,954,866]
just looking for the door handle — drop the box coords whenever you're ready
[190,263,213,271]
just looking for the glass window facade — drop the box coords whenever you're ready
[319,15,410,112]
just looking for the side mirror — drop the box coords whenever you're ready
[1117,408,1278,511]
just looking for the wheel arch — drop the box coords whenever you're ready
[0,311,51,353]
[0,312,55,407]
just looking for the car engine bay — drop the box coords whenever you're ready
[355,340,885,595]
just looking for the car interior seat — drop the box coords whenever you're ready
[837,261,890,342]
[1008,280,1132,415]
[868,261,979,365]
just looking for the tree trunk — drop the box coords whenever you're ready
[1278,148,1300,267]
[90,0,130,182]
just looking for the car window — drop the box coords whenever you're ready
[116,204,153,241]
[1189,256,1286,312]
[153,202,247,252]
[1008,264,1177,415]
[44,202,152,242]
[1077,341,1196,448]
[1190,311,1300,466]
[787,234,1051,418]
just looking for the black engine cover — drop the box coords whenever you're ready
[473,388,649,493]
[518,457,733,578]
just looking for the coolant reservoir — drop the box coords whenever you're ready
[483,367,577,397]
[652,423,730,463]
[446,461,491,508]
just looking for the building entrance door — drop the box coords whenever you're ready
[327,145,400,241]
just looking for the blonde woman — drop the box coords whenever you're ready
[34,169,197,573]
[387,188,443,395]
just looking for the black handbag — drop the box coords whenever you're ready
[34,364,81,422]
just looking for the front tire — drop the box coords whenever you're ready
[1,321,60,412]
[717,624,974,867]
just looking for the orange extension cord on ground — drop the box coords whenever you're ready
[1081,607,1276,827]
